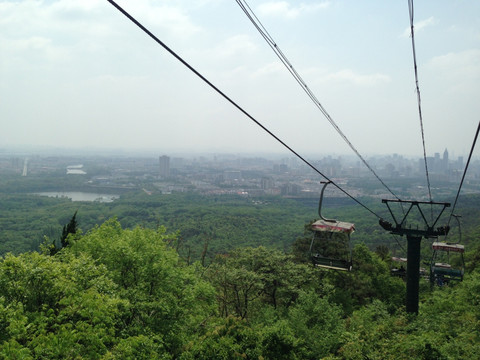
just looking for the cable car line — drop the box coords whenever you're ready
[408,0,433,205]
[235,0,403,203]
[392,234,406,253]
[105,0,382,219]
[406,0,477,246]
[446,120,480,229]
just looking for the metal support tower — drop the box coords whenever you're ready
[379,199,450,314]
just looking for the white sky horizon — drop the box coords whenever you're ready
[1,0,479,160]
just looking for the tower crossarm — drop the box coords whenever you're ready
[380,199,450,238]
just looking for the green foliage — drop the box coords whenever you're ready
[287,290,344,359]
[0,251,124,359]
[0,192,315,258]
[48,210,79,255]
[69,219,216,355]
[0,221,216,358]
[1,188,480,358]
[105,335,171,360]
[205,246,315,320]
[181,316,261,360]
[3,188,480,268]
[338,300,404,359]
[334,271,480,359]
[60,210,78,249]
[260,319,301,360]
[317,243,405,315]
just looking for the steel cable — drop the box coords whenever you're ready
[408,0,433,206]
[447,120,480,228]
[106,0,382,219]
[236,0,403,203]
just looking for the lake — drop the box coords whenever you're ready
[35,192,119,203]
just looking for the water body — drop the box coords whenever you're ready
[35,192,119,202]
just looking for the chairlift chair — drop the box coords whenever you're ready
[390,257,407,278]
[430,214,465,286]
[430,242,465,285]
[309,181,355,271]
[390,256,429,280]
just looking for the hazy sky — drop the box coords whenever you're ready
[1,0,479,158]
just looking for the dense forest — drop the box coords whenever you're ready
[0,189,450,259]
[1,217,479,359]
[0,189,379,256]
[1,180,480,358]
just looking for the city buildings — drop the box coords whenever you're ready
[0,149,478,200]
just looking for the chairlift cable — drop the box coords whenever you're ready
[392,234,406,253]
[105,0,382,219]
[408,0,433,207]
[447,120,480,228]
[236,0,404,203]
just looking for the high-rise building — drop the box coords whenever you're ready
[159,155,170,177]
[261,177,274,190]
[457,156,464,169]
[442,148,449,172]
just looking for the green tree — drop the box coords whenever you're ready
[206,254,263,319]
[181,316,261,360]
[287,290,344,359]
[205,247,315,320]
[48,211,79,255]
[69,219,216,356]
[260,320,301,360]
[60,210,78,248]
[0,251,125,359]
[326,244,405,314]
[0,219,217,359]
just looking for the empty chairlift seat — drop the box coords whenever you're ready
[430,242,465,285]
[310,219,355,271]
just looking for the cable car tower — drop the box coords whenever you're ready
[380,199,450,314]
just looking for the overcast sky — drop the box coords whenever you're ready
[1,0,479,159]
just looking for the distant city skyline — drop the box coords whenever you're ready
[0,144,474,163]
[2,146,478,204]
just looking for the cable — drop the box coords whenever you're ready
[408,0,433,205]
[236,0,403,203]
[392,234,406,254]
[447,120,480,228]
[105,0,382,219]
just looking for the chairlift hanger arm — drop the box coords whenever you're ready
[318,181,336,223]
[381,199,451,206]
[380,199,451,237]
[381,201,417,230]
[452,214,462,243]
[383,201,401,229]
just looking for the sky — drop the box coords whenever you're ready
[1,0,479,159]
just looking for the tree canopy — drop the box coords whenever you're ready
[1,218,479,359]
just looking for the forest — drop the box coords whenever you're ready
[1,183,480,358]
[1,189,466,261]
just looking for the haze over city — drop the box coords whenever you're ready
[1,0,479,159]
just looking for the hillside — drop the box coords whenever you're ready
[1,219,479,359]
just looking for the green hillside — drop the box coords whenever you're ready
[1,219,479,359]
[1,184,480,358]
